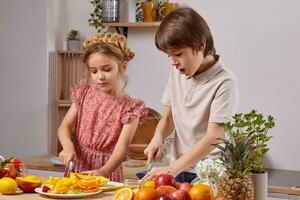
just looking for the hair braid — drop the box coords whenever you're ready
[82,33,135,61]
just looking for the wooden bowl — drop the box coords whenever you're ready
[127,108,161,160]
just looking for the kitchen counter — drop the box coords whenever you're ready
[0,191,115,200]
[0,192,284,200]
[21,155,300,196]
[267,168,300,196]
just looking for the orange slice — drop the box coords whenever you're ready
[78,179,100,188]
[84,187,100,193]
[113,187,134,200]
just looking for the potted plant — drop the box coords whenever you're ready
[220,110,275,199]
[66,30,81,51]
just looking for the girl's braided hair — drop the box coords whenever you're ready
[82,32,135,63]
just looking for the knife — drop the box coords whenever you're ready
[64,161,74,177]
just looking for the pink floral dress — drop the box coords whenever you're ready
[71,81,148,182]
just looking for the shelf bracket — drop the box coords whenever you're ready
[115,27,128,37]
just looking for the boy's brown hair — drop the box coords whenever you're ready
[155,7,216,57]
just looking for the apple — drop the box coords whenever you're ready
[178,182,192,193]
[170,190,191,200]
[155,174,176,188]
[16,176,42,193]
[156,194,175,200]
[156,185,177,197]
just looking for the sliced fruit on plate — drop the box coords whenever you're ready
[72,172,109,186]
[113,187,134,200]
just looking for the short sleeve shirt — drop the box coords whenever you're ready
[161,56,239,170]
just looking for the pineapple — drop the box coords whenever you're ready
[214,135,255,200]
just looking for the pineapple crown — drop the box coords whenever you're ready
[214,135,256,177]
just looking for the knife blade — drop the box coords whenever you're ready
[64,161,74,177]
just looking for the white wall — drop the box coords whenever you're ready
[0,0,299,171]
[0,0,48,157]
[62,0,300,171]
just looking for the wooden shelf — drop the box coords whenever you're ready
[103,22,160,27]
[102,22,161,37]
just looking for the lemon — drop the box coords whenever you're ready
[0,177,17,194]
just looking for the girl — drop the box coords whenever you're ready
[143,7,239,182]
[58,33,148,182]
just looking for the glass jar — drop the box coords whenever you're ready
[123,178,140,188]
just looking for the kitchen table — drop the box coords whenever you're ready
[0,191,115,200]
[0,192,286,200]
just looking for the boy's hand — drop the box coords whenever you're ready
[144,138,164,165]
[59,148,76,166]
[141,165,177,182]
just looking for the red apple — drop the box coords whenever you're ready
[156,194,175,200]
[156,185,177,197]
[170,190,191,200]
[155,174,176,188]
[178,182,192,193]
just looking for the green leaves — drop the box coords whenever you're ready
[222,110,275,173]
[67,30,80,41]
[89,0,105,33]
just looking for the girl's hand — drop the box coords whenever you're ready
[59,148,76,166]
[81,168,108,177]
[141,166,177,182]
[144,138,164,165]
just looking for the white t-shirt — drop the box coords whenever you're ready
[161,56,239,171]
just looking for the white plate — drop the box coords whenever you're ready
[100,181,123,188]
[50,157,65,168]
[35,187,102,199]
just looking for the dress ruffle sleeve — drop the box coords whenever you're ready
[70,80,89,107]
[121,99,148,126]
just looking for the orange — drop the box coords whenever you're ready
[0,177,17,194]
[189,184,214,200]
[134,187,157,200]
[141,180,155,188]
[113,187,134,200]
